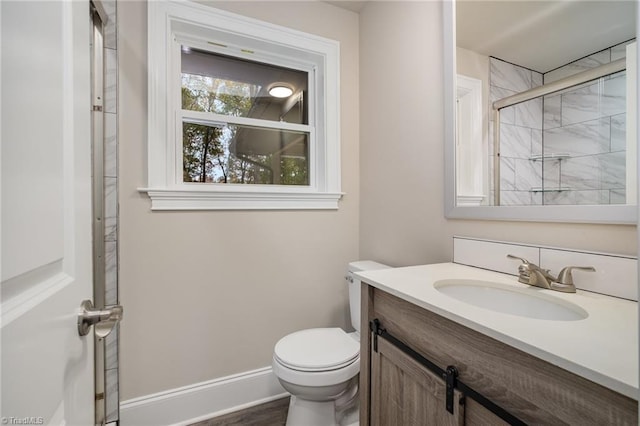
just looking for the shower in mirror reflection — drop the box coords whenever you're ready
[488,42,634,206]
[453,0,637,209]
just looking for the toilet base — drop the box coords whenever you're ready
[286,396,337,426]
[285,390,359,426]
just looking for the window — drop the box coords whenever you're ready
[143,1,342,210]
[181,49,310,186]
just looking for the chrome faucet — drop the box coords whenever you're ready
[507,254,595,293]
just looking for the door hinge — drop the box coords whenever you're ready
[93,105,103,111]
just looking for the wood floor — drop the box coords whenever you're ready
[189,397,290,426]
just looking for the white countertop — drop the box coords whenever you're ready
[355,262,639,400]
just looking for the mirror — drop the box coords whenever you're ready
[444,1,638,223]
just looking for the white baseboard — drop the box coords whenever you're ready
[120,367,288,426]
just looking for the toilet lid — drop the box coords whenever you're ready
[274,328,359,371]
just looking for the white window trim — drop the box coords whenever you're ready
[140,0,343,210]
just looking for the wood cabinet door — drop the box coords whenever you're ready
[371,337,465,426]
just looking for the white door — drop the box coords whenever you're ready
[1,1,95,424]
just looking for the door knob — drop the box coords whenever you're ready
[78,299,123,338]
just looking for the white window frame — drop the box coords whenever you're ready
[141,0,342,210]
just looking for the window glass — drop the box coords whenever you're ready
[181,48,308,125]
[183,122,309,185]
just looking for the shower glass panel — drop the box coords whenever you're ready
[496,98,543,206]
[541,72,626,205]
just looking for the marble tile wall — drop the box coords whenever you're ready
[489,58,543,205]
[541,41,632,205]
[490,39,634,206]
[102,0,119,422]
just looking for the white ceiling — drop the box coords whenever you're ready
[325,1,636,73]
[325,1,368,13]
[456,1,637,73]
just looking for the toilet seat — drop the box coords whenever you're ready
[274,328,359,372]
[272,328,360,387]
[272,355,360,388]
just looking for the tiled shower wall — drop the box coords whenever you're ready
[489,58,543,205]
[489,40,634,206]
[542,41,631,205]
[102,0,120,422]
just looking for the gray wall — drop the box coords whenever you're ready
[118,0,360,399]
[119,0,637,402]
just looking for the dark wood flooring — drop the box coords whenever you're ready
[189,397,290,426]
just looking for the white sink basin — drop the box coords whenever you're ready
[434,279,588,321]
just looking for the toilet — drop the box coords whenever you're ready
[272,261,391,426]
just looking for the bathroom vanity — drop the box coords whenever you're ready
[356,263,638,425]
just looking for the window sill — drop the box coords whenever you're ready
[138,188,344,211]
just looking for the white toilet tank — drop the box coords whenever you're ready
[346,261,391,334]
